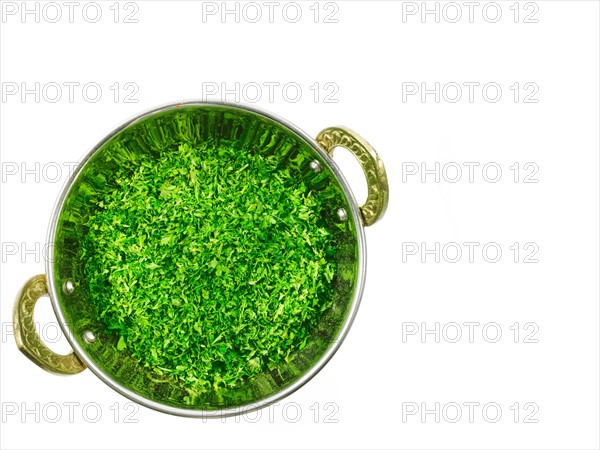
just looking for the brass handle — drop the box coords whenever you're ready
[13,274,86,375]
[316,126,389,227]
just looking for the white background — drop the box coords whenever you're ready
[0,1,598,449]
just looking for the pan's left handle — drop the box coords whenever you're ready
[13,274,86,375]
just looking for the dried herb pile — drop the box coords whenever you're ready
[82,142,336,394]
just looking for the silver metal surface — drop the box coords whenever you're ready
[337,207,348,222]
[62,280,74,295]
[45,100,367,418]
[309,159,322,173]
[83,331,96,344]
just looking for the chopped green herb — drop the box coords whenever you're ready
[82,142,336,395]
[117,335,127,351]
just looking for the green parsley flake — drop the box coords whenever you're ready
[82,142,336,394]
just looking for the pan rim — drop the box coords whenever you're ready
[45,100,367,418]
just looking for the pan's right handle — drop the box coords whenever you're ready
[13,274,86,375]
[316,126,389,226]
